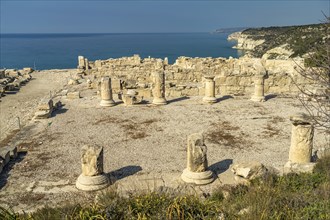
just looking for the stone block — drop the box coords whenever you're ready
[0,148,10,166]
[23,67,34,74]
[1,146,18,159]
[136,89,152,98]
[38,99,53,111]
[67,91,81,99]
[231,161,267,180]
[284,161,316,174]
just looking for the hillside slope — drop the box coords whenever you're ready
[228,23,329,59]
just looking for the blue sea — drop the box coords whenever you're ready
[0,33,241,70]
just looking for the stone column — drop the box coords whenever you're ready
[100,77,115,107]
[164,57,169,65]
[250,74,265,102]
[288,113,314,163]
[84,58,89,70]
[203,76,216,103]
[181,133,214,185]
[76,145,109,191]
[78,56,85,69]
[152,71,167,105]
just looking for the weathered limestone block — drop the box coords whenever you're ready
[78,56,85,69]
[316,147,330,159]
[85,58,89,70]
[35,98,54,119]
[136,88,152,98]
[164,57,169,65]
[181,133,214,185]
[119,90,143,106]
[284,113,315,173]
[0,148,10,166]
[251,74,266,102]
[111,78,122,91]
[289,113,314,163]
[231,161,267,180]
[68,78,79,85]
[122,95,143,106]
[203,76,216,103]
[76,145,109,191]
[100,77,115,107]
[22,67,34,74]
[66,91,81,99]
[152,71,167,105]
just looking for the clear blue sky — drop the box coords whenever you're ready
[1,0,328,33]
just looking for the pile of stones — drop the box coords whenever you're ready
[0,68,33,98]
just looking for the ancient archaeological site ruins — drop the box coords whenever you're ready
[0,54,329,211]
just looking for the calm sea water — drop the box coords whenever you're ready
[0,33,241,70]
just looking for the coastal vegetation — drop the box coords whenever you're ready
[1,155,329,219]
[240,22,329,59]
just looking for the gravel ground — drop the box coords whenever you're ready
[0,70,328,212]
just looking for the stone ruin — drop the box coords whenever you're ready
[77,54,306,100]
[250,74,266,102]
[151,71,167,105]
[76,145,109,191]
[100,77,115,107]
[0,146,17,174]
[119,89,143,106]
[284,113,316,173]
[0,68,33,99]
[181,133,214,185]
[203,75,217,104]
[34,98,54,119]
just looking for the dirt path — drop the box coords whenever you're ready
[0,69,73,143]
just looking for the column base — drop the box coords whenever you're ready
[76,173,110,191]
[250,96,265,102]
[283,161,316,174]
[100,99,116,107]
[152,98,167,105]
[181,168,214,185]
[203,96,217,104]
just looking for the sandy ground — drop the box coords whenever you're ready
[0,70,328,212]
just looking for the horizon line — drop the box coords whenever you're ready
[0,31,224,34]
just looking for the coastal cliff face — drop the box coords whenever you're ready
[228,23,329,59]
[228,32,265,51]
[83,54,306,98]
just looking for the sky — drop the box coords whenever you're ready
[0,0,329,33]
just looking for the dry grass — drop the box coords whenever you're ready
[205,121,250,149]
[18,193,45,204]
[93,116,159,140]
[262,123,281,138]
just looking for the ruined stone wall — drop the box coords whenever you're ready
[83,55,306,98]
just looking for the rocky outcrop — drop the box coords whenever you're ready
[228,32,265,51]
[262,44,294,59]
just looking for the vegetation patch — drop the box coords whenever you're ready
[205,121,251,149]
[241,23,329,59]
[2,156,329,219]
